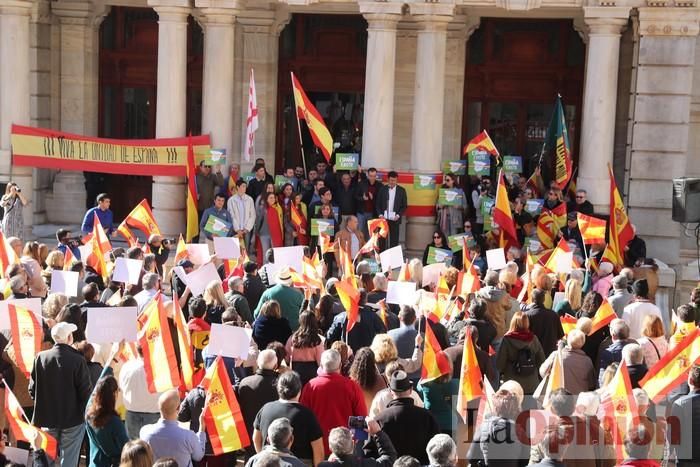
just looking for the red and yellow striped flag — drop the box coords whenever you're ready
[175,234,188,263]
[8,305,42,378]
[541,350,565,408]
[85,216,111,281]
[63,246,76,271]
[290,203,304,230]
[378,300,390,329]
[420,323,451,383]
[120,199,161,238]
[588,297,616,336]
[301,256,324,291]
[0,229,11,278]
[186,135,199,242]
[456,328,483,422]
[319,233,335,255]
[577,213,606,245]
[640,327,700,403]
[5,383,57,459]
[493,170,519,246]
[117,223,138,247]
[397,261,411,282]
[368,218,389,238]
[202,355,251,454]
[291,72,333,162]
[601,361,637,463]
[536,210,557,250]
[172,293,195,390]
[137,293,181,393]
[608,164,634,268]
[549,202,568,230]
[336,279,360,333]
[339,246,357,289]
[456,255,480,296]
[463,130,500,164]
[543,237,572,274]
[560,314,577,335]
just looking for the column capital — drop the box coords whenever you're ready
[238,8,290,35]
[638,7,700,36]
[360,0,403,29]
[583,7,630,35]
[151,5,191,23]
[409,2,455,30]
[198,7,237,25]
[52,0,109,26]
[0,0,32,16]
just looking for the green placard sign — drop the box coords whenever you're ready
[481,198,495,219]
[442,160,467,175]
[427,247,454,265]
[448,233,476,252]
[438,188,464,207]
[204,214,231,237]
[310,218,335,236]
[335,153,359,171]
[413,174,437,190]
[203,148,226,166]
[241,172,255,183]
[502,156,523,174]
[275,175,294,190]
[525,199,544,216]
[468,150,491,176]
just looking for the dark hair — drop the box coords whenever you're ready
[74,340,95,362]
[56,303,84,339]
[126,247,143,260]
[236,179,247,188]
[633,279,649,299]
[580,291,603,318]
[70,261,85,273]
[469,297,487,321]
[120,295,138,308]
[549,388,574,417]
[253,163,265,173]
[349,347,378,391]
[394,456,421,467]
[83,282,99,302]
[86,375,119,428]
[244,261,258,274]
[188,297,207,319]
[96,193,109,203]
[277,371,302,399]
[689,365,700,387]
[267,341,287,368]
[56,228,70,242]
[222,306,242,326]
[215,193,226,200]
[387,171,398,179]
[319,187,331,197]
[677,304,695,323]
[316,295,335,332]
[399,305,416,325]
[532,288,546,307]
[432,230,448,247]
[291,311,322,349]
[120,439,154,467]
[152,458,179,467]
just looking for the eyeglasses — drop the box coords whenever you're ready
[464,224,472,229]
[576,196,585,199]
[433,235,441,239]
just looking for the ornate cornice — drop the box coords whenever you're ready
[637,6,700,36]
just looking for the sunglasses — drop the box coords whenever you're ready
[464,224,472,229]
[433,235,441,239]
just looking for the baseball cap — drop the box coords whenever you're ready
[51,322,77,343]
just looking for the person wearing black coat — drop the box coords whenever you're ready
[252,310,293,351]
[375,172,407,249]
[243,263,267,311]
[237,356,280,443]
[525,289,564,356]
[326,302,386,353]
[147,235,171,276]
[318,423,397,467]
[671,366,700,466]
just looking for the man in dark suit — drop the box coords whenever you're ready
[375,171,407,249]
[671,365,700,467]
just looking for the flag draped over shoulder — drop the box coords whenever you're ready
[137,293,181,392]
[291,72,333,163]
[8,304,42,378]
[5,384,57,459]
[186,135,199,242]
[420,323,451,383]
[542,95,573,189]
[463,130,500,164]
[456,328,483,422]
[202,355,250,454]
[117,199,161,243]
[608,165,634,268]
[577,212,606,245]
[493,170,518,246]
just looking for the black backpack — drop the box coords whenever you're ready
[513,347,536,376]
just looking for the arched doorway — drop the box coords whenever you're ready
[462,18,585,178]
[98,7,203,220]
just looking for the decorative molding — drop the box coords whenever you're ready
[52,0,110,27]
[151,5,191,23]
[494,0,542,12]
[0,0,33,16]
[637,7,700,36]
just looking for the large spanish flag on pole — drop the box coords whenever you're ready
[8,305,42,378]
[420,323,451,383]
[463,130,500,164]
[456,328,484,422]
[493,170,519,247]
[291,72,333,163]
[541,95,573,189]
[186,135,199,242]
[608,164,634,268]
[640,327,700,403]
[138,293,181,393]
[202,355,251,454]
[577,212,607,245]
[5,383,58,459]
[118,199,161,242]
[172,292,195,390]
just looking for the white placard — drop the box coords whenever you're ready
[485,248,507,271]
[422,263,446,288]
[263,262,282,285]
[553,292,566,310]
[273,246,305,274]
[77,245,91,263]
[379,245,404,273]
[172,266,188,284]
[0,298,42,330]
[208,323,252,359]
[186,243,211,265]
[386,281,418,305]
[213,237,241,260]
[3,447,29,465]
[113,257,143,285]
[50,270,79,297]
[555,251,574,274]
[185,262,221,297]
[86,307,138,344]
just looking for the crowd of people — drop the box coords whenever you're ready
[0,155,697,467]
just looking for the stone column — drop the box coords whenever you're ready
[626,8,700,265]
[359,2,402,171]
[577,7,630,212]
[199,6,237,160]
[406,3,454,252]
[150,4,189,237]
[0,0,33,238]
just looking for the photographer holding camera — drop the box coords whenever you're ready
[147,234,171,276]
[318,417,396,467]
[56,228,82,262]
[1,182,28,239]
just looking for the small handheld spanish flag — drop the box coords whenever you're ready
[5,382,57,459]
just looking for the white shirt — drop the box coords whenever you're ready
[134,288,158,312]
[621,301,663,339]
[119,358,162,413]
[387,186,397,218]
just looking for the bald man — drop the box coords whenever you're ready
[140,389,206,467]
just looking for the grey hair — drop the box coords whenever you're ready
[633,388,650,407]
[228,276,244,291]
[612,275,628,290]
[373,273,388,291]
[610,319,630,340]
[575,391,600,416]
[426,434,456,467]
[321,349,341,372]
[254,452,281,467]
[9,275,26,294]
[328,427,354,456]
[484,270,499,287]
[622,343,643,365]
[539,426,571,461]
[567,329,586,350]
[267,418,293,448]
[142,272,160,291]
[257,349,278,371]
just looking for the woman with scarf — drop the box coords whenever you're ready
[436,173,467,237]
[496,311,545,394]
[255,192,284,266]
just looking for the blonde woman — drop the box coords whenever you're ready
[553,279,582,317]
[637,314,668,367]
[42,292,68,321]
[370,333,422,375]
[20,241,47,298]
[41,250,64,289]
[203,280,227,324]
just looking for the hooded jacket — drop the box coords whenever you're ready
[477,286,511,339]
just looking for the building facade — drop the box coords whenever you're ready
[0,0,698,293]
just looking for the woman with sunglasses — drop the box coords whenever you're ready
[422,230,449,266]
[436,174,467,237]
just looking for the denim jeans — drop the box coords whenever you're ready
[125,410,160,440]
[44,424,85,467]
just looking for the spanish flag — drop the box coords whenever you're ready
[397,261,411,282]
[640,327,700,403]
[526,168,546,198]
[577,213,607,245]
[543,237,572,273]
[560,314,577,335]
[0,229,11,278]
[541,350,565,408]
[463,130,500,164]
[355,233,380,261]
[63,246,76,271]
[493,170,519,246]
[5,384,57,459]
[290,203,305,231]
[378,300,390,329]
[420,323,451,383]
[456,266,480,297]
[8,305,42,378]
[172,293,195,390]
[117,223,138,247]
[118,199,161,239]
[335,279,360,332]
[186,135,199,242]
[536,210,557,250]
[608,164,634,268]
[138,293,181,393]
[301,256,324,291]
[85,216,111,281]
[291,72,333,162]
[548,202,567,230]
[368,218,389,238]
[436,275,450,295]
[175,234,188,263]
[456,328,484,423]
[339,246,357,289]
[588,297,616,336]
[601,361,637,463]
[319,233,334,255]
[202,355,251,454]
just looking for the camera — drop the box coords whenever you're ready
[67,236,82,248]
[15,188,20,193]
[348,416,367,430]
[161,238,175,246]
